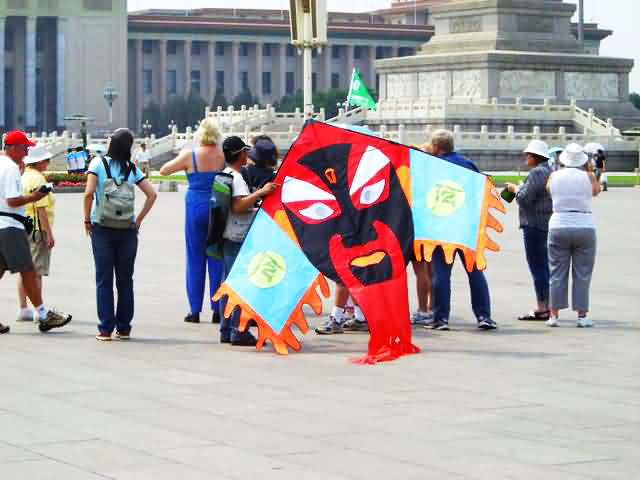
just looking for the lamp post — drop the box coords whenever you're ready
[142,120,152,139]
[103,82,119,130]
[168,120,176,135]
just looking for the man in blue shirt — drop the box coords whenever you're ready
[427,129,497,331]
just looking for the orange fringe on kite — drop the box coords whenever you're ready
[413,178,506,272]
[213,274,330,355]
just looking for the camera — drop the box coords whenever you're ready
[38,183,54,194]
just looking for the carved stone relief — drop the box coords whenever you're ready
[452,70,481,98]
[385,73,416,99]
[418,72,448,98]
[449,15,482,34]
[499,70,555,98]
[565,73,619,100]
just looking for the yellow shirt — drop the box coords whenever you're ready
[22,167,55,231]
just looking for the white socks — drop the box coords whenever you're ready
[35,304,49,321]
[331,306,347,322]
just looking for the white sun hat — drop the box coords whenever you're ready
[24,144,53,165]
[523,139,550,159]
[559,143,589,168]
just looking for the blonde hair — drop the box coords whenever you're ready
[196,118,221,146]
[413,143,434,154]
[431,129,455,154]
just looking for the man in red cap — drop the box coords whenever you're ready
[0,131,72,334]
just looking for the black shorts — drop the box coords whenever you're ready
[0,227,35,277]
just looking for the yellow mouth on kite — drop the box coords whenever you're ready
[350,251,386,268]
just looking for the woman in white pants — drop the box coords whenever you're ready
[546,143,601,327]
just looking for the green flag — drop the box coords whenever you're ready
[347,68,377,110]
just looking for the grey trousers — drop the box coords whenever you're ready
[548,228,597,311]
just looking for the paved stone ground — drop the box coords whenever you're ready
[1,188,638,480]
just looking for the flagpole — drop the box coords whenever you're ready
[346,67,356,110]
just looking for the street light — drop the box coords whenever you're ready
[103,82,119,129]
[142,120,152,138]
[168,120,176,135]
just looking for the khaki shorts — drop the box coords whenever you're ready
[30,230,51,276]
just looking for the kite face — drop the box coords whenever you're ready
[214,121,504,364]
[281,142,414,288]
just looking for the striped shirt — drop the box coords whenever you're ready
[515,163,553,231]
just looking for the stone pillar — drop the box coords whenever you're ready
[345,45,354,77]
[56,17,66,129]
[368,46,376,89]
[136,39,144,129]
[231,41,239,99]
[184,39,192,97]
[555,71,566,102]
[208,40,216,101]
[255,42,263,100]
[25,16,37,129]
[278,43,287,98]
[0,17,5,128]
[323,47,331,90]
[159,39,167,105]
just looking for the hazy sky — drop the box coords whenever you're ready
[128,0,639,92]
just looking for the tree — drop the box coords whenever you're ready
[630,93,640,111]
[273,88,349,119]
[211,88,228,110]
[232,89,260,109]
[141,94,209,136]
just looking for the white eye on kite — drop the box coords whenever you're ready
[359,179,385,205]
[299,203,335,220]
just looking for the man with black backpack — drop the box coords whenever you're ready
[0,131,72,334]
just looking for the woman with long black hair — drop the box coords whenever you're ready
[83,129,157,341]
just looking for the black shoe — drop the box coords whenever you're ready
[231,332,258,347]
[0,323,9,334]
[220,335,231,344]
[211,311,221,324]
[184,313,200,323]
[478,316,497,330]
[426,319,449,331]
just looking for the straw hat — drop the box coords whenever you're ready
[523,140,550,159]
[24,144,53,165]
[559,143,589,168]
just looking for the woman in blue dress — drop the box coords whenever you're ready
[160,119,225,323]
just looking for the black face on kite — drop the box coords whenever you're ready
[281,143,414,288]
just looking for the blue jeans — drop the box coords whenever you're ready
[219,239,244,341]
[432,247,491,322]
[522,226,550,305]
[91,224,138,335]
[185,196,223,314]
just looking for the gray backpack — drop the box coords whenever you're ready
[95,157,136,229]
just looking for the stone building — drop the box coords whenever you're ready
[0,0,619,134]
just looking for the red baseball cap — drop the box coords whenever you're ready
[3,130,36,147]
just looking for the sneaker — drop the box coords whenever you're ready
[315,317,344,335]
[477,316,497,330]
[114,331,130,340]
[342,318,369,332]
[546,317,558,327]
[577,316,593,328]
[231,332,258,347]
[411,310,433,326]
[95,333,112,341]
[427,319,449,331]
[0,323,9,334]
[184,313,200,323]
[16,309,34,322]
[38,309,72,333]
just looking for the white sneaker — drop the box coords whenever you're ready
[16,309,34,322]
[546,317,558,327]
[577,316,593,328]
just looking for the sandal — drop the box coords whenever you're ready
[518,310,550,321]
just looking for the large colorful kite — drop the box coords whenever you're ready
[214,121,505,364]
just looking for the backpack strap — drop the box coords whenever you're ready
[102,157,113,180]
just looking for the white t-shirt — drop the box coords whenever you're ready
[0,155,25,230]
[223,166,255,242]
[136,150,151,165]
[548,167,595,230]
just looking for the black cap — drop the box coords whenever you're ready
[248,138,277,167]
[222,136,250,155]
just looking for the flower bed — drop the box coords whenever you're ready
[46,173,87,188]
